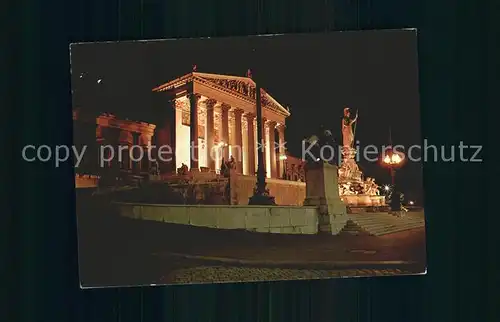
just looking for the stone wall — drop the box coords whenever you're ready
[116,203,319,234]
[230,174,306,206]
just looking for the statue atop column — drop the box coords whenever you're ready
[342,107,358,148]
[338,107,362,184]
[336,107,386,208]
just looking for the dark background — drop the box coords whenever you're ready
[71,31,423,201]
[6,0,494,321]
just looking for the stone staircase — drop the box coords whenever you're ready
[340,212,425,236]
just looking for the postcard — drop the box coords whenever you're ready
[69,30,426,288]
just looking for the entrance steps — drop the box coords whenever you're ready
[340,212,425,236]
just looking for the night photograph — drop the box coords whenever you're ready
[70,30,426,287]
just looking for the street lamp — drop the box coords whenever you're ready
[382,149,404,185]
[381,148,405,211]
[380,127,406,212]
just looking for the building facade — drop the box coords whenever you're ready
[73,109,156,188]
[73,70,294,188]
[152,71,290,179]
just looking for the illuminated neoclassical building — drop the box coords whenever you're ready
[73,69,303,190]
[152,70,291,179]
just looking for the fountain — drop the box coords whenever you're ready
[338,108,386,210]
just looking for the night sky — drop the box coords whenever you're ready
[70,30,423,203]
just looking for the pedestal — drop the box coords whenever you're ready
[303,162,347,234]
[248,194,276,205]
[338,147,362,182]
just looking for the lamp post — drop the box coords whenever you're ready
[382,151,403,185]
[249,69,276,205]
[380,128,406,211]
[381,147,405,211]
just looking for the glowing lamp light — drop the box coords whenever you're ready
[279,154,288,161]
[409,201,414,205]
[392,153,402,163]
[382,150,404,166]
[384,185,390,191]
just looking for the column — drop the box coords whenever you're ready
[261,117,267,174]
[119,129,132,171]
[221,103,230,160]
[188,93,201,171]
[245,113,256,175]
[267,120,277,178]
[140,133,152,174]
[106,127,121,182]
[233,108,244,173]
[254,118,258,173]
[205,99,216,171]
[130,132,141,174]
[276,124,286,179]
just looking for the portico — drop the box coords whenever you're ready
[152,71,290,178]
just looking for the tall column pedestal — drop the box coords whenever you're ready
[248,82,275,205]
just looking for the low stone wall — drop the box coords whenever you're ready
[230,174,306,206]
[115,203,319,234]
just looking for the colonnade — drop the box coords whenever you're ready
[186,93,286,178]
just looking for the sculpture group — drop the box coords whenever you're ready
[337,107,384,206]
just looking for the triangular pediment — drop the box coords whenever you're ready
[153,72,290,117]
[194,72,290,117]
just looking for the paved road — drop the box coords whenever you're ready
[155,252,424,285]
[162,265,422,285]
[77,206,426,287]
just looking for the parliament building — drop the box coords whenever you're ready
[73,70,306,204]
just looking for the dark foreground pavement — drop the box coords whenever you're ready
[77,202,426,287]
